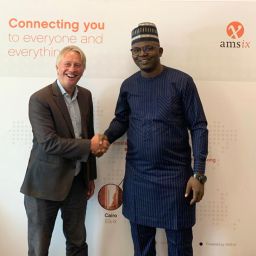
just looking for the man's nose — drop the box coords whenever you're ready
[69,64,77,70]
[138,48,148,56]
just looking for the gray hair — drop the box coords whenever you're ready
[56,45,86,68]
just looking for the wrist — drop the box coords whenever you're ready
[193,172,207,184]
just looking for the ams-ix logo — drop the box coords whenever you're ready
[220,21,250,48]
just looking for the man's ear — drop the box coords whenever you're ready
[159,47,163,57]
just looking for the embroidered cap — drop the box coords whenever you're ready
[131,22,159,45]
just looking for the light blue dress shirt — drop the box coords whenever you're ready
[57,80,87,175]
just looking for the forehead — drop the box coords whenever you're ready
[132,41,160,48]
[58,51,84,67]
[62,51,81,60]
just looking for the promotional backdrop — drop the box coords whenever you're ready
[1,1,256,255]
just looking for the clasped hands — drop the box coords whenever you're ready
[90,134,110,157]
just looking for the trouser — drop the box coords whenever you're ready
[24,172,88,256]
[130,222,193,256]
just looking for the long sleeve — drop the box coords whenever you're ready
[29,94,90,159]
[182,76,208,173]
[104,85,130,143]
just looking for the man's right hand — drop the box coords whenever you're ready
[90,134,110,157]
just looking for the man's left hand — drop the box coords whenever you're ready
[185,176,205,205]
[86,180,95,199]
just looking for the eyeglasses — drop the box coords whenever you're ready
[130,45,158,56]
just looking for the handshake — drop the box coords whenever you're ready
[90,134,110,157]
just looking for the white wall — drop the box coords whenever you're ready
[1,1,256,255]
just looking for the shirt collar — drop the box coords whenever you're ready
[57,80,78,99]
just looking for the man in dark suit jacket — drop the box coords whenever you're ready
[20,45,108,256]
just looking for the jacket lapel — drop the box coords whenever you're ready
[77,86,89,138]
[51,81,75,138]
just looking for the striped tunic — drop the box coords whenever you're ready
[105,66,208,229]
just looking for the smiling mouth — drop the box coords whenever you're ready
[66,74,77,78]
[138,59,150,64]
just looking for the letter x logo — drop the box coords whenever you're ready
[226,21,244,39]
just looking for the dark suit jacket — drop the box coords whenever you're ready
[20,81,97,201]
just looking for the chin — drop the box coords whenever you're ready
[140,66,154,73]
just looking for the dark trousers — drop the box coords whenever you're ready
[24,173,88,256]
[130,222,193,256]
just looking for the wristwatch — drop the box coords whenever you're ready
[193,173,207,184]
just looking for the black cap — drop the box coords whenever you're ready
[131,22,159,45]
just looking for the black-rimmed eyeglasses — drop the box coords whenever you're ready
[130,45,158,56]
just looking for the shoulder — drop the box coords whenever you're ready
[163,67,196,92]
[121,71,141,89]
[30,83,55,101]
[164,66,192,80]
[77,85,92,97]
